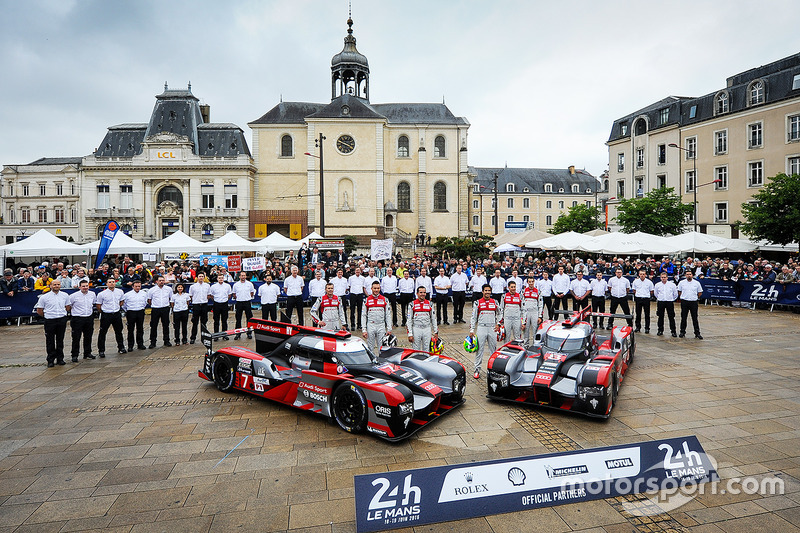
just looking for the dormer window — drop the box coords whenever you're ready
[571,184,579,193]
[544,183,552,193]
[715,91,729,114]
[506,183,515,192]
[748,80,765,106]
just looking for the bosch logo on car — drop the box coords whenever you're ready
[374,404,392,418]
[302,388,328,403]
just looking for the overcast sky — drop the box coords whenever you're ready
[2,0,799,178]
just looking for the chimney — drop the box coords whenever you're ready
[200,104,210,123]
[568,165,575,175]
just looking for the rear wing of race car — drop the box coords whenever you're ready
[200,325,252,356]
[553,305,632,326]
[247,318,352,354]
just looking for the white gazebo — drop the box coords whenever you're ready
[662,232,759,254]
[0,229,90,258]
[85,231,153,255]
[577,231,674,256]
[256,232,301,253]
[206,232,267,253]
[525,231,587,251]
[147,231,214,254]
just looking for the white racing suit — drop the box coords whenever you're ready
[407,298,437,351]
[310,295,346,331]
[500,292,524,342]
[522,286,543,347]
[470,297,500,372]
[362,294,392,352]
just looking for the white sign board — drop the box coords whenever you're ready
[371,238,393,261]
[242,256,267,272]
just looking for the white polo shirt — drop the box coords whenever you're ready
[469,274,487,294]
[398,277,415,294]
[632,278,655,298]
[69,290,96,317]
[569,277,591,298]
[489,276,507,294]
[363,276,380,295]
[209,282,232,303]
[331,276,349,297]
[283,275,305,297]
[433,275,451,295]
[450,272,468,292]
[654,281,678,302]
[677,279,703,301]
[551,273,571,295]
[608,276,631,298]
[96,288,124,313]
[380,275,398,295]
[122,289,149,311]
[258,282,281,304]
[590,278,608,297]
[147,285,173,308]
[415,275,433,295]
[171,292,191,312]
[232,280,255,302]
[35,290,70,319]
[308,278,327,298]
[348,274,365,296]
[188,282,211,304]
[535,278,553,297]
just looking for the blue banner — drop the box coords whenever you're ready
[354,436,717,532]
[94,220,120,270]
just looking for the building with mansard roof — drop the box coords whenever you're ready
[248,17,470,243]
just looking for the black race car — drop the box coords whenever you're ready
[486,307,634,418]
[198,319,466,441]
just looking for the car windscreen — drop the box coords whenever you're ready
[543,330,586,352]
[335,347,375,366]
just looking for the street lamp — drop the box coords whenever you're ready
[304,132,326,237]
[493,172,499,235]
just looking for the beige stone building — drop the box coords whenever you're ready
[249,17,470,243]
[468,166,600,235]
[607,53,800,236]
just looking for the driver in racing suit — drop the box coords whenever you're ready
[469,284,500,379]
[500,280,524,342]
[407,286,437,351]
[362,281,392,352]
[522,276,544,347]
[310,282,346,331]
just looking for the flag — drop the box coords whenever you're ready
[95,220,120,270]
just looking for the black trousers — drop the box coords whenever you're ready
[608,297,633,327]
[190,303,209,340]
[541,295,554,320]
[452,291,466,322]
[656,301,676,334]
[553,294,570,313]
[44,316,68,364]
[126,309,145,349]
[235,301,253,330]
[213,301,229,333]
[98,311,124,352]
[590,296,606,326]
[70,315,94,358]
[261,303,277,320]
[491,293,503,303]
[435,293,449,323]
[679,300,701,336]
[349,293,363,329]
[634,297,651,330]
[398,293,413,325]
[572,295,589,311]
[286,295,304,325]
[150,306,170,344]
[340,296,350,327]
[173,310,189,343]
[385,292,398,325]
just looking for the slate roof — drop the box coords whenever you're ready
[373,103,469,125]
[306,94,384,120]
[249,102,326,125]
[470,166,599,194]
[26,157,84,166]
[607,96,685,143]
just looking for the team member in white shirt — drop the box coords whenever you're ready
[631,270,655,333]
[607,269,633,329]
[232,271,255,340]
[283,265,305,326]
[654,272,678,337]
[449,265,469,323]
[415,267,433,300]
[468,266,487,302]
[95,277,126,357]
[330,268,350,328]
[589,271,609,328]
[171,283,192,345]
[122,280,148,351]
[380,268,399,327]
[210,275,233,338]
[362,268,380,297]
[257,273,281,320]
[148,275,174,348]
[569,271,591,311]
[35,278,71,367]
[69,279,96,361]
[551,265,571,313]
[488,269,507,302]
[433,267,452,325]
[521,276,543,347]
[348,267,365,330]
[308,269,327,308]
[189,272,211,344]
[677,270,703,339]
[507,270,525,294]
[397,270,415,326]
[535,271,554,320]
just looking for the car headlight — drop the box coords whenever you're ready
[452,375,466,393]
[398,401,414,415]
[578,386,605,400]
[488,371,509,388]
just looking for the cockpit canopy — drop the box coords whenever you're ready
[543,324,591,352]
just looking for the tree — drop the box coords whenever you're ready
[739,172,800,245]
[550,204,600,234]
[614,187,693,235]
[342,235,359,254]
[432,235,494,259]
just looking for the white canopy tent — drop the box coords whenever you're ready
[147,231,214,254]
[0,229,89,258]
[525,231,586,251]
[256,232,300,253]
[493,228,550,247]
[583,229,610,237]
[577,231,674,256]
[298,231,324,246]
[85,231,153,254]
[206,232,267,253]
[493,243,523,253]
[752,239,799,253]
[661,232,758,254]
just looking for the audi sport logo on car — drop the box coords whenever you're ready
[374,404,392,418]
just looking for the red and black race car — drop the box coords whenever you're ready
[198,319,466,441]
[486,306,634,418]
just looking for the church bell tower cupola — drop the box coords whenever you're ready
[331,16,370,101]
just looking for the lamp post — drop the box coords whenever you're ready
[304,132,326,237]
[493,172,499,235]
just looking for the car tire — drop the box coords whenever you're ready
[627,339,635,365]
[608,374,618,415]
[212,354,236,392]
[332,383,368,433]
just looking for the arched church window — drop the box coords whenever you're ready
[281,135,293,157]
[397,182,411,211]
[433,182,447,211]
[397,135,409,158]
[157,186,183,208]
[434,136,446,158]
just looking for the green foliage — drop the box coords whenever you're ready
[432,235,494,259]
[614,187,693,236]
[342,235,359,254]
[550,204,601,234]
[740,173,800,245]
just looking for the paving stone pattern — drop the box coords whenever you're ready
[0,304,798,532]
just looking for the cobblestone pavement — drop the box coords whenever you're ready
[0,303,799,532]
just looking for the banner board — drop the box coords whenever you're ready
[227,255,242,272]
[94,220,120,270]
[370,238,393,261]
[242,256,266,272]
[310,239,344,250]
[354,436,717,532]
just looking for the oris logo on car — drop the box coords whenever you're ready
[374,404,392,418]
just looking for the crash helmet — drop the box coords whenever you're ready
[381,333,397,347]
[497,324,506,342]
[463,336,477,353]
[429,337,444,355]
